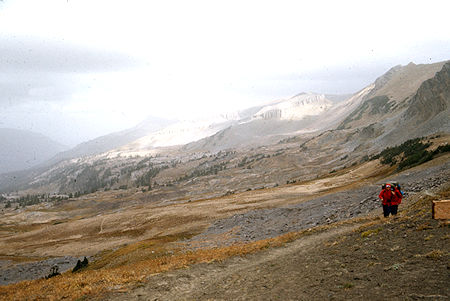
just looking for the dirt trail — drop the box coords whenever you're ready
[107,225,360,301]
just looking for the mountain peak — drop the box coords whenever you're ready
[367,61,447,102]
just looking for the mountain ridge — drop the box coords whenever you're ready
[41,115,174,166]
[0,60,448,194]
[0,128,67,174]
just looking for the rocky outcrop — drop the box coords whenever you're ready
[72,257,89,273]
[336,61,448,133]
[252,93,332,120]
[337,95,391,129]
[369,65,403,97]
[404,62,450,125]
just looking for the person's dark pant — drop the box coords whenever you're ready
[383,204,398,217]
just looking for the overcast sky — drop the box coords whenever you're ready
[1,0,449,146]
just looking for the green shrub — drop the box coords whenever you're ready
[398,150,433,170]
[433,144,450,155]
[375,138,438,171]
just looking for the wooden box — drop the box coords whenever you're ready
[432,200,450,219]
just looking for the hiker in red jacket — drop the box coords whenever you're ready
[379,183,402,217]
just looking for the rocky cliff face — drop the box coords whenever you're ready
[366,62,446,102]
[252,93,333,120]
[404,62,449,125]
[334,61,450,151]
[337,61,447,131]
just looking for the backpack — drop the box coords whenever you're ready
[382,182,404,196]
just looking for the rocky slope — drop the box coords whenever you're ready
[403,61,450,134]
[182,93,351,153]
[302,61,449,157]
[186,61,448,154]
[337,61,447,131]
[119,92,339,154]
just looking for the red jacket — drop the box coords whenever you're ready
[379,188,402,206]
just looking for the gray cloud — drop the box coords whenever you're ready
[0,36,144,106]
[0,72,84,105]
[0,36,143,73]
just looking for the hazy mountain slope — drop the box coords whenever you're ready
[305,61,450,155]
[384,61,450,141]
[184,61,447,154]
[337,61,447,130]
[183,118,316,152]
[325,93,353,103]
[46,116,174,164]
[307,84,375,131]
[183,93,346,152]
[365,61,450,148]
[178,59,448,154]
[1,61,448,194]
[118,118,238,154]
[404,61,450,125]
[119,93,349,154]
[368,61,447,101]
[0,128,67,174]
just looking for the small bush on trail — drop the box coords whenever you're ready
[361,228,381,238]
[424,249,445,260]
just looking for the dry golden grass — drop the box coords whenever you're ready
[0,220,350,301]
[416,223,433,231]
[360,228,382,238]
[90,232,195,270]
[424,249,445,260]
